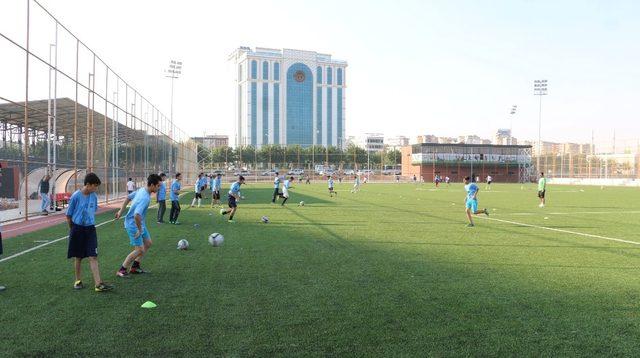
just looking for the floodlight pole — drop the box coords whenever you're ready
[166,59,182,175]
[534,80,548,172]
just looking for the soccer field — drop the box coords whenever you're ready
[2,182,640,356]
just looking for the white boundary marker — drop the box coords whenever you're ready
[478,216,640,246]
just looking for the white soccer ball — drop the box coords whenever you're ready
[209,233,224,247]
[261,216,269,223]
[299,201,305,206]
[177,239,189,250]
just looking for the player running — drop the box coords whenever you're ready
[271,172,281,204]
[486,175,493,190]
[464,176,489,227]
[538,172,547,208]
[328,176,337,197]
[210,173,222,208]
[351,174,361,193]
[220,175,245,223]
[190,173,207,208]
[280,176,294,206]
[115,174,162,277]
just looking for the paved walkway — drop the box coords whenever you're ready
[1,201,124,240]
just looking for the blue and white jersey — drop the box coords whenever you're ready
[170,180,181,201]
[157,181,166,201]
[354,176,360,185]
[465,183,479,200]
[195,177,207,193]
[209,177,214,190]
[229,181,242,197]
[125,188,151,230]
[66,189,99,226]
[283,179,292,190]
[214,177,222,191]
[273,176,281,189]
[328,178,334,188]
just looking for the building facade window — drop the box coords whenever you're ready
[251,60,257,80]
[326,66,333,85]
[262,61,269,80]
[239,64,243,82]
[337,68,343,86]
[327,87,333,145]
[337,88,343,148]
[316,86,322,145]
[263,83,269,144]
[286,63,313,146]
[316,66,322,84]
[251,82,257,146]
[274,83,280,144]
[274,62,280,81]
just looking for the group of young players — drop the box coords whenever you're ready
[20,166,548,293]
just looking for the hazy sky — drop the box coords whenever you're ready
[2,0,639,149]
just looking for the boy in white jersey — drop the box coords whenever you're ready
[190,173,207,208]
[328,176,337,197]
[280,176,294,206]
[351,175,361,193]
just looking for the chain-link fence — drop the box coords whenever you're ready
[0,0,198,223]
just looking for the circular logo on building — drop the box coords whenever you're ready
[294,71,305,82]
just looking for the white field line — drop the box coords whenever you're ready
[0,193,186,264]
[478,216,640,246]
[0,218,117,263]
[499,210,640,216]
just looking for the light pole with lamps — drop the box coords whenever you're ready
[166,59,182,174]
[534,80,548,172]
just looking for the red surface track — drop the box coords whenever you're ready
[1,201,123,240]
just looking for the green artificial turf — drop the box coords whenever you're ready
[1,183,640,356]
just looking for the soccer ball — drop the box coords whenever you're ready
[261,216,269,223]
[177,239,189,250]
[208,233,224,247]
[299,201,305,206]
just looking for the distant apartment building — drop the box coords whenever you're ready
[524,140,595,156]
[192,135,229,149]
[417,135,439,144]
[386,136,409,149]
[458,135,483,145]
[360,133,385,152]
[494,129,517,145]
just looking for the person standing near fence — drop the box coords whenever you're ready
[271,172,281,204]
[126,178,135,195]
[156,173,167,224]
[169,173,182,225]
[538,172,547,208]
[39,174,51,215]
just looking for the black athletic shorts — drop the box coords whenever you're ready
[67,224,98,258]
[213,190,220,200]
[538,190,545,199]
[195,192,203,199]
[228,195,237,208]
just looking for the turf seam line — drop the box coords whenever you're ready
[478,216,640,246]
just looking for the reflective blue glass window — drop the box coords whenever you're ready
[262,61,269,80]
[326,67,333,85]
[251,60,257,80]
[316,66,322,84]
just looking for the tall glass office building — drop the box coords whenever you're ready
[229,47,347,148]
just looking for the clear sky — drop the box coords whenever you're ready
[2,0,639,149]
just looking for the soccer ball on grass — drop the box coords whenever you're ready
[177,239,189,250]
[208,233,224,247]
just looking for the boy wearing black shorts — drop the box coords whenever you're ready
[220,176,245,223]
[66,173,113,292]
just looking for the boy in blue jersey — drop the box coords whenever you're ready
[169,173,182,224]
[210,173,222,208]
[328,176,337,197]
[156,173,167,224]
[115,174,162,277]
[220,176,245,223]
[271,172,281,203]
[280,176,294,206]
[66,173,113,292]
[190,173,207,208]
[464,176,489,227]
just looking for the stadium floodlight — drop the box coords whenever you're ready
[166,59,183,174]
[533,80,548,171]
[509,105,517,143]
